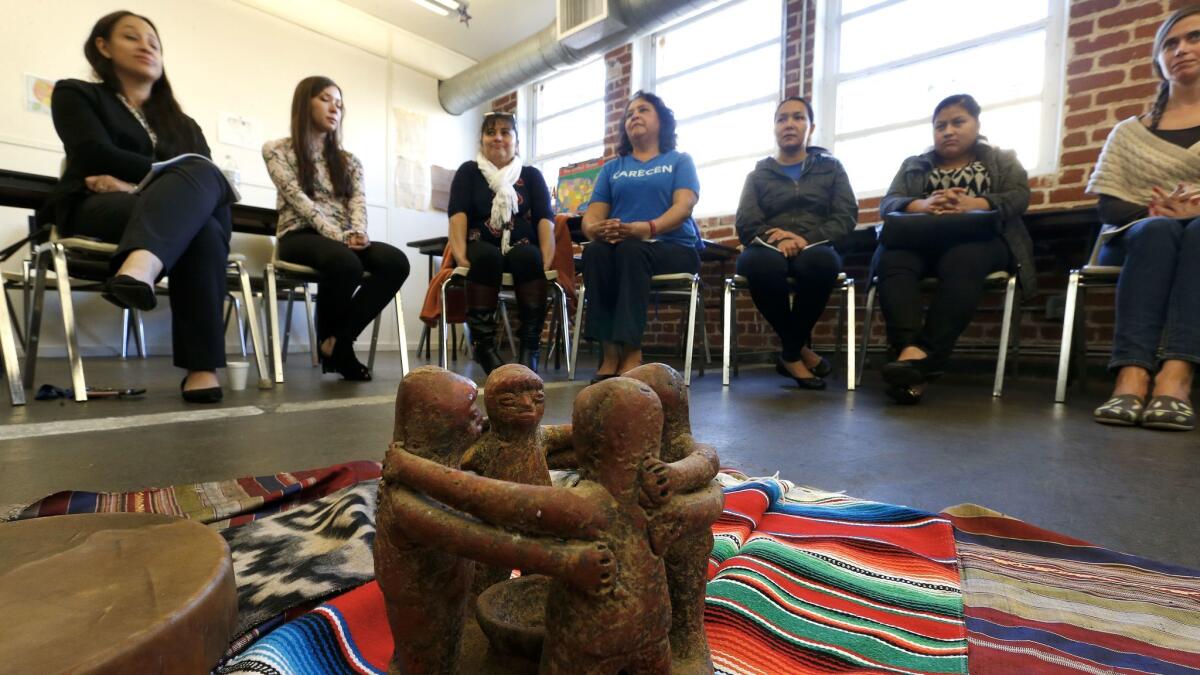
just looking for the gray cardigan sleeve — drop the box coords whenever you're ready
[879,159,920,216]
[983,149,1031,222]
[734,172,767,246]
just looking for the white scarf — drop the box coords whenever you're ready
[475,150,523,246]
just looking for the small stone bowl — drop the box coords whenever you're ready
[474,574,551,660]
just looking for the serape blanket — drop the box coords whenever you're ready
[944,503,1200,675]
[220,472,970,675]
[6,460,381,529]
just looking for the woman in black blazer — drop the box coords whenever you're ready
[45,11,235,403]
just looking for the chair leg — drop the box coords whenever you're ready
[303,284,319,367]
[368,315,381,372]
[696,289,708,377]
[50,245,87,402]
[134,310,147,358]
[235,262,270,388]
[439,277,451,368]
[845,279,856,391]
[993,276,1017,398]
[722,279,733,386]
[395,291,409,376]
[233,295,247,357]
[23,250,48,389]
[683,278,699,387]
[0,287,25,405]
[4,284,24,350]
[1054,271,1081,403]
[266,265,284,383]
[857,284,876,388]
[122,308,132,359]
[282,288,294,364]
[570,283,585,380]
[556,282,572,380]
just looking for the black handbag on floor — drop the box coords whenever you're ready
[879,210,1001,248]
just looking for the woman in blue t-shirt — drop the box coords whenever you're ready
[581,91,702,382]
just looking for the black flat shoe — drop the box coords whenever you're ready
[324,343,372,381]
[180,376,222,404]
[103,275,156,311]
[881,358,941,388]
[810,356,832,379]
[775,359,826,390]
[885,384,922,405]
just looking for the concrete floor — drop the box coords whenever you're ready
[1,349,1197,568]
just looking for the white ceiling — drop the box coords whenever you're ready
[341,0,557,62]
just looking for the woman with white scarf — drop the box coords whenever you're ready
[447,112,555,374]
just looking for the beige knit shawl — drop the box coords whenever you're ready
[1087,116,1200,205]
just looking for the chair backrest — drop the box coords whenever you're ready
[230,233,275,276]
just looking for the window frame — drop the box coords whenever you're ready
[812,0,1069,197]
[643,0,788,216]
[526,58,607,180]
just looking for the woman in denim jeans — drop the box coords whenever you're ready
[1088,6,1200,430]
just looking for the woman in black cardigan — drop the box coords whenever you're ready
[45,11,235,403]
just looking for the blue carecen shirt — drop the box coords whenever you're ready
[588,150,703,249]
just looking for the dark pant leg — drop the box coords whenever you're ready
[610,240,701,348]
[278,229,364,342]
[118,157,233,272]
[787,245,843,353]
[1162,217,1200,366]
[342,242,410,340]
[502,244,545,284]
[736,246,798,359]
[915,237,1009,364]
[64,192,138,243]
[582,242,619,342]
[167,212,231,370]
[1100,217,1184,372]
[877,246,933,355]
[465,240,504,309]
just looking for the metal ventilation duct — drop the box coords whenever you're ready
[438,0,716,115]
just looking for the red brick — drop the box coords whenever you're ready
[1069,19,1094,38]
[1092,126,1115,142]
[1098,43,1153,67]
[1098,4,1165,29]
[1062,148,1102,166]
[1070,0,1121,20]
[1067,69,1125,94]
[1135,22,1162,39]
[1074,31,1131,56]
[1067,57,1094,76]
[1029,190,1048,206]
[1114,103,1147,119]
[1049,186,1090,203]
[1063,131,1090,148]
[1065,94,1093,112]
[1131,63,1155,80]
[1060,168,1086,185]
[1096,81,1160,104]
[1065,109,1108,128]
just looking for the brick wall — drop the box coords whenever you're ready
[492,0,1182,362]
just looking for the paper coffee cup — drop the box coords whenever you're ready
[226,361,250,391]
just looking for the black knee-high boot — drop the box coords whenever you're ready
[465,281,504,374]
[515,278,547,372]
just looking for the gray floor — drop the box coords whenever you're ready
[1,349,1197,568]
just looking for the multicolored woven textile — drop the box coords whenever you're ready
[706,480,968,674]
[8,460,381,529]
[220,472,969,675]
[944,504,1200,675]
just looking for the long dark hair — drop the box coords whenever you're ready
[84,11,197,159]
[289,76,352,200]
[617,91,678,156]
[1149,6,1200,130]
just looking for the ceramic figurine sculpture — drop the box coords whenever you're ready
[625,364,723,674]
[374,367,613,675]
[383,376,725,674]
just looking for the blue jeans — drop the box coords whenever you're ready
[1098,216,1200,372]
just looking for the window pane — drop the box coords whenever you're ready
[839,0,1049,73]
[836,31,1046,134]
[535,100,604,158]
[676,100,777,168]
[695,157,759,218]
[841,0,889,14]
[834,124,931,195]
[655,0,782,79]
[657,43,781,121]
[535,58,605,120]
[834,100,1043,195]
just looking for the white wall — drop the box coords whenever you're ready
[0,0,480,357]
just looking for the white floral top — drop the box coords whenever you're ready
[262,137,367,241]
